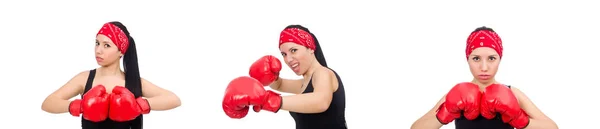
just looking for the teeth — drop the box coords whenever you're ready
[292,64,298,68]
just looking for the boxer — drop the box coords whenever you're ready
[223,25,349,129]
[411,26,558,129]
[42,21,181,129]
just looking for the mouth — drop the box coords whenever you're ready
[290,63,300,72]
[478,74,491,80]
[96,57,103,62]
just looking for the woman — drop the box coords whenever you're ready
[41,21,181,129]
[222,25,347,129]
[410,26,558,129]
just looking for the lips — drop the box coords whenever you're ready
[478,74,491,80]
[96,57,103,62]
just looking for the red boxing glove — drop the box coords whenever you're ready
[249,55,282,86]
[69,85,110,122]
[481,84,530,129]
[436,82,482,124]
[222,76,282,119]
[108,86,151,122]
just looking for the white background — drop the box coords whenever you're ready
[0,0,598,129]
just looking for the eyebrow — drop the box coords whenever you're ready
[288,47,296,51]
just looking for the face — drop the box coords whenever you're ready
[467,47,500,84]
[95,34,123,67]
[279,42,315,76]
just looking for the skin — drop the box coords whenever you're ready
[41,34,181,114]
[410,47,558,129]
[267,42,339,113]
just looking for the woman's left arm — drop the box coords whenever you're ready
[511,87,558,129]
[141,78,182,111]
[280,69,335,113]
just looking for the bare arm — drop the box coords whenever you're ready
[279,69,335,113]
[41,71,87,114]
[141,78,181,111]
[410,95,446,129]
[269,77,304,94]
[511,87,558,129]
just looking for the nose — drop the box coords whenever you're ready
[95,46,102,55]
[480,60,489,72]
[284,55,294,64]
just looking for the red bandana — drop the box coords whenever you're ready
[97,23,129,54]
[279,28,315,50]
[466,30,503,59]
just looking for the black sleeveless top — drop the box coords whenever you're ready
[454,85,514,129]
[81,69,143,129]
[289,68,347,129]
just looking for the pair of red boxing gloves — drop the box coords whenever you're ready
[222,55,284,119]
[69,85,150,122]
[436,82,530,129]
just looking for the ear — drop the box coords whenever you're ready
[309,49,314,54]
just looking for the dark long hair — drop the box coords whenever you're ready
[109,21,142,97]
[284,25,327,67]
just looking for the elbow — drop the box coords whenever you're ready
[41,100,57,114]
[314,103,329,113]
[548,120,559,129]
[41,103,50,113]
[172,95,182,108]
[313,99,331,113]
[165,93,181,109]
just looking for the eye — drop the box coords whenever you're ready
[291,48,297,53]
[281,52,287,57]
[488,56,496,61]
[472,56,480,61]
[95,41,100,46]
[104,44,110,48]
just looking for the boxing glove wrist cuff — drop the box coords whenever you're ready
[435,103,452,125]
[69,99,82,117]
[136,97,151,114]
[511,110,530,129]
[262,90,282,113]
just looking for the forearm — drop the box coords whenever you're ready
[411,113,443,129]
[145,94,181,111]
[280,93,329,113]
[524,118,558,129]
[41,98,72,114]
[269,78,282,90]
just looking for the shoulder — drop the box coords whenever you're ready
[508,85,523,93]
[314,67,335,80]
[507,85,528,102]
[139,77,156,87]
[72,70,92,81]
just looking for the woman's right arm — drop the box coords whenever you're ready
[41,71,87,114]
[269,78,304,94]
[410,95,447,129]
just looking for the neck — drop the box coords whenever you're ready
[98,63,123,76]
[303,59,322,79]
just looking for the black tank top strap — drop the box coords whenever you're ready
[83,69,96,94]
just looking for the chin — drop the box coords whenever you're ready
[97,63,110,67]
[294,73,302,76]
[294,70,307,76]
[477,80,493,85]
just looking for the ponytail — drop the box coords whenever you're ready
[109,21,142,98]
[284,25,327,67]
